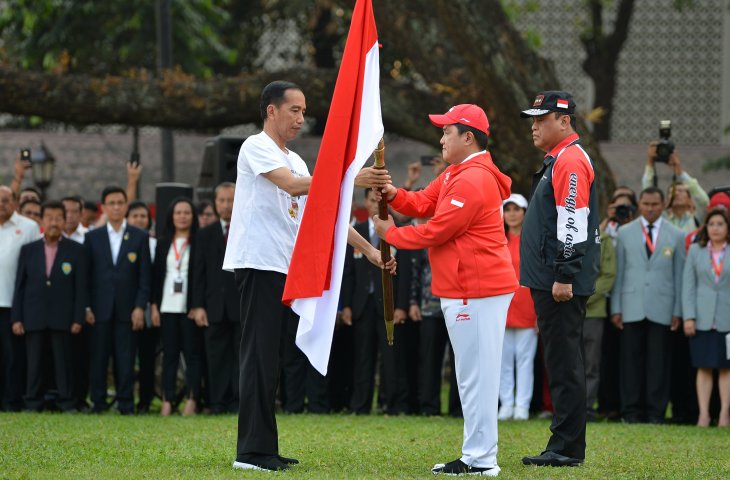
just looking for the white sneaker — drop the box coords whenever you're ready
[497,405,514,421]
[513,406,529,420]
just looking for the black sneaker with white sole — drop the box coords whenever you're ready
[232,454,289,472]
[431,459,500,476]
[278,454,299,465]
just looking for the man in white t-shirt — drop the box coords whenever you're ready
[228,80,393,472]
[0,185,40,411]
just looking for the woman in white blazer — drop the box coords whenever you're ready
[682,207,730,428]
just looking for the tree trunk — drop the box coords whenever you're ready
[580,0,636,143]
[0,0,615,204]
[585,63,618,142]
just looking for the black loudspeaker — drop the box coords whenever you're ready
[197,136,245,200]
[155,183,193,237]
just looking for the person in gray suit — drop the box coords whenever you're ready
[611,186,685,423]
[681,207,730,428]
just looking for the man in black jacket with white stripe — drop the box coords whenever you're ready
[519,91,600,467]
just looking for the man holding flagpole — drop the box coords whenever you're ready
[224,79,393,472]
[374,104,518,476]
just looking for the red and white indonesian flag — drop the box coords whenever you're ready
[557,99,569,109]
[282,0,383,375]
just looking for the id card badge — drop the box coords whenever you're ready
[173,277,184,294]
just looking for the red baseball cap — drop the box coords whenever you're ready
[428,104,490,136]
[709,192,730,211]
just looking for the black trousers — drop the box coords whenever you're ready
[205,316,241,413]
[161,312,202,402]
[349,295,409,414]
[619,319,671,422]
[71,325,91,408]
[598,314,621,416]
[280,314,329,414]
[136,323,159,408]
[89,313,137,413]
[669,328,698,423]
[0,307,26,411]
[25,330,75,411]
[327,322,354,412]
[419,314,448,415]
[531,289,587,460]
[235,268,295,457]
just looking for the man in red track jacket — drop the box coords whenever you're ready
[374,104,518,477]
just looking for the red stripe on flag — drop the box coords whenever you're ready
[282,0,379,304]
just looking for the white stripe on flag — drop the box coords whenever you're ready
[291,41,383,376]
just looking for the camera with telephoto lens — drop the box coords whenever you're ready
[614,204,635,223]
[654,120,674,164]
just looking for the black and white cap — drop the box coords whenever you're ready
[520,91,575,118]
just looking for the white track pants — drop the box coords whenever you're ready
[441,293,513,469]
[499,328,538,409]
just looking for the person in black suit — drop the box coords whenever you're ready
[190,183,241,414]
[126,200,159,414]
[341,188,409,414]
[11,201,87,412]
[151,197,202,416]
[85,186,151,415]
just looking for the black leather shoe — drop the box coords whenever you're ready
[233,454,289,472]
[522,451,583,467]
[278,454,299,465]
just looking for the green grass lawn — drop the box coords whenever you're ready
[0,412,728,479]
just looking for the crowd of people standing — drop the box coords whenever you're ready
[1,99,728,449]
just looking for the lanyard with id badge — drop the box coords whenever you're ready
[172,238,188,294]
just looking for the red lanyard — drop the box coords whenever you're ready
[710,245,725,279]
[641,224,656,254]
[172,238,189,271]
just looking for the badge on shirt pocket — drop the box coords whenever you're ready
[662,246,673,258]
[127,252,138,263]
[61,262,72,275]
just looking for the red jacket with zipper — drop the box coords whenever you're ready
[385,151,519,299]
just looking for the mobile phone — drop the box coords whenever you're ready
[420,155,434,166]
[20,148,31,161]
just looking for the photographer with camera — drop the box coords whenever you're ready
[602,189,638,241]
[642,122,709,235]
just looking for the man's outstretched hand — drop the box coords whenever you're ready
[355,166,391,189]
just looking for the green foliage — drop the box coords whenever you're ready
[1,412,729,478]
[500,0,540,23]
[0,0,235,77]
[500,0,542,48]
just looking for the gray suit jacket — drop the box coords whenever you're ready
[611,218,685,325]
[681,243,730,332]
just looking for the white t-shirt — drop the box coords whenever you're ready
[160,237,190,314]
[222,131,310,274]
[0,212,41,307]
